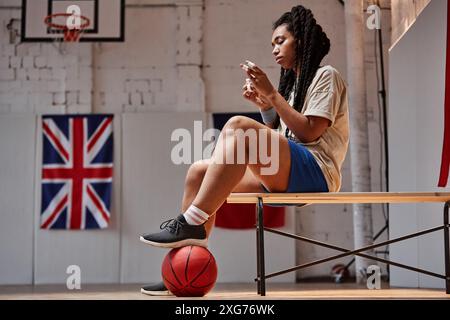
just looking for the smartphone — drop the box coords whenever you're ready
[243,60,256,71]
[245,78,253,92]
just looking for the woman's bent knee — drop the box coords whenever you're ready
[186,159,210,184]
[224,115,253,130]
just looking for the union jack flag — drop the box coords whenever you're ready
[41,114,114,230]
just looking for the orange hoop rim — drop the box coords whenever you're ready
[44,13,90,42]
[44,13,90,30]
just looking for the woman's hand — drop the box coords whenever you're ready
[242,78,272,110]
[240,61,278,99]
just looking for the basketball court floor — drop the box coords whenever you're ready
[1,282,449,300]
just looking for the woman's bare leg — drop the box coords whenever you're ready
[191,116,291,215]
[140,116,291,250]
[181,158,264,237]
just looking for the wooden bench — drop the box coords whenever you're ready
[226,192,450,296]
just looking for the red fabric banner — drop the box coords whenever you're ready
[214,202,285,229]
[438,0,450,187]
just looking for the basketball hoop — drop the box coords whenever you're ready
[44,13,90,42]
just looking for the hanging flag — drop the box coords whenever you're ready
[41,114,114,229]
[215,202,285,229]
[438,0,450,187]
[212,113,285,229]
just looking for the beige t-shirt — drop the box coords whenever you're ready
[278,65,349,192]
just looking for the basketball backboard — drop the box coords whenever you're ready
[21,0,125,42]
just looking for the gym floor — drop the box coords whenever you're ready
[1,282,449,300]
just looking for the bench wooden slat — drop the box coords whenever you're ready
[226,192,450,204]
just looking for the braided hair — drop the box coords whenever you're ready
[272,5,331,134]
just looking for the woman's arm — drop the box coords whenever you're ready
[258,119,275,130]
[267,91,330,143]
[241,61,330,142]
[241,78,278,130]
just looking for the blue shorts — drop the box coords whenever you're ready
[262,139,329,193]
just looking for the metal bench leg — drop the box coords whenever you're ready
[445,201,450,294]
[257,197,266,296]
[256,202,261,295]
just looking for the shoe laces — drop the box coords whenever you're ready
[160,218,184,235]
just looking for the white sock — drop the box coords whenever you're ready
[183,205,209,225]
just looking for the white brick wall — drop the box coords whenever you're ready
[92,6,181,113]
[0,68,14,80]
[0,7,92,114]
[0,56,9,68]
[21,56,33,68]
[9,56,20,68]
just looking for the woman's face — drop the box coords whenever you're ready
[271,24,297,70]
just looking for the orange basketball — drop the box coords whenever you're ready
[161,245,218,297]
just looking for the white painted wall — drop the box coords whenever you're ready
[389,0,449,288]
[0,115,35,284]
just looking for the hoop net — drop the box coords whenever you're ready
[44,13,90,42]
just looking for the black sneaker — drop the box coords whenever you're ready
[141,282,173,296]
[140,214,207,248]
